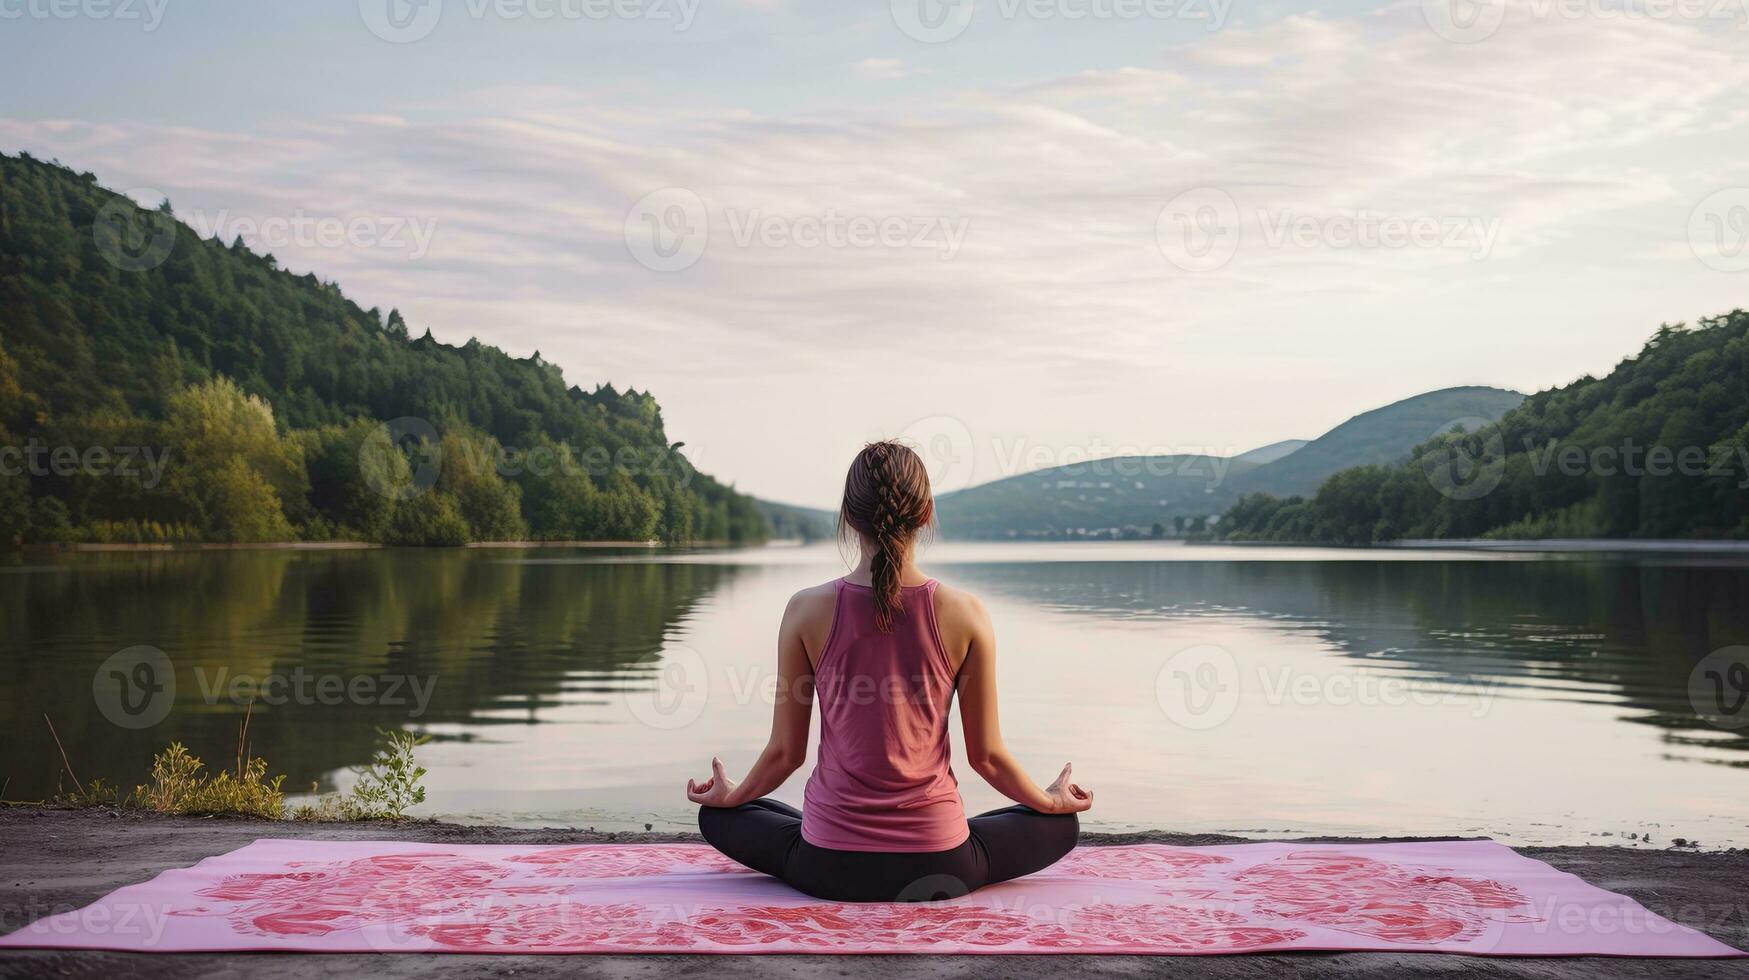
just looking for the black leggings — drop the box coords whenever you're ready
[697,798,1078,902]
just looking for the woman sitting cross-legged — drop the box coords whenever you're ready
[686,440,1092,902]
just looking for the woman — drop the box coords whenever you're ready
[686,440,1092,902]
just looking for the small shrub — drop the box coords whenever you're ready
[289,792,355,822]
[346,728,430,820]
[294,729,432,822]
[53,778,121,808]
[133,742,286,819]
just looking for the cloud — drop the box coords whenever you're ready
[852,57,920,80]
[4,3,1746,503]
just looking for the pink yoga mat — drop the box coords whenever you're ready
[2,839,1741,956]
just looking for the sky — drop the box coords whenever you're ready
[4,0,1748,507]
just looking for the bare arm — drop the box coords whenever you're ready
[686,588,818,807]
[953,591,1092,815]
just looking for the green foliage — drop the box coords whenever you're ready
[73,517,198,544]
[297,420,402,540]
[0,152,769,547]
[344,728,430,820]
[287,793,356,822]
[1217,314,1749,543]
[514,440,600,540]
[160,378,306,541]
[438,430,526,540]
[290,729,431,822]
[383,493,471,546]
[756,498,837,542]
[52,778,122,808]
[1230,387,1527,499]
[932,389,1525,540]
[131,742,287,819]
[48,730,427,824]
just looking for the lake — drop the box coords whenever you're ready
[3,541,1746,848]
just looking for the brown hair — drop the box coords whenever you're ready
[839,441,935,632]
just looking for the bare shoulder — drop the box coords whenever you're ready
[785,580,840,621]
[781,581,841,665]
[930,581,992,642]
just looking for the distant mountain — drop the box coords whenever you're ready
[1235,439,1309,465]
[935,454,1259,539]
[932,388,1524,540]
[1231,387,1526,499]
[756,498,837,542]
[1217,314,1749,543]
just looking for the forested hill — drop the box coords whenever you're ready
[1231,387,1526,498]
[755,498,837,542]
[929,389,1523,540]
[1216,312,1749,544]
[0,152,765,546]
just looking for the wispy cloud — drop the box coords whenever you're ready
[5,4,1747,503]
[852,57,921,80]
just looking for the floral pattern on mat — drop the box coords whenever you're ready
[1232,851,1539,944]
[178,844,1538,951]
[407,901,1307,951]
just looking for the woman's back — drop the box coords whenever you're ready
[800,577,969,852]
[688,440,1088,901]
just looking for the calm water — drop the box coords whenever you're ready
[3,542,1746,848]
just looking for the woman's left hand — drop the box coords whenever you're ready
[686,756,741,807]
[1040,762,1094,814]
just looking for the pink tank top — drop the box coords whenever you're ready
[801,578,969,852]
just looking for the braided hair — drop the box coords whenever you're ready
[839,441,935,632]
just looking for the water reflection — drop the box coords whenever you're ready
[944,560,1749,765]
[0,549,736,799]
[2,544,1745,846]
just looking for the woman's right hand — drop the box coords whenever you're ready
[1040,762,1093,814]
[686,756,741,808]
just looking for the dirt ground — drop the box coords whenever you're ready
[2,807,1745,979]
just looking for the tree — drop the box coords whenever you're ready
[437,429,525,541]
[159,378,305,540]
[0,153,776,547]
[383,493,470,547]
[1213,312,1749,543]
[204,457,295,542]
[514,441,598,540]
[299,420,403,540]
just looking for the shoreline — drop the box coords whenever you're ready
[14,537,1749,557]
[2,808,1746,979]
[1191,537,1749,555]
[29,539,717,553]
[1388,538,1749,554]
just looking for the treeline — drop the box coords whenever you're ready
[755,498,837,542]
[0,152,766,546]
[1216,313,1749,544]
